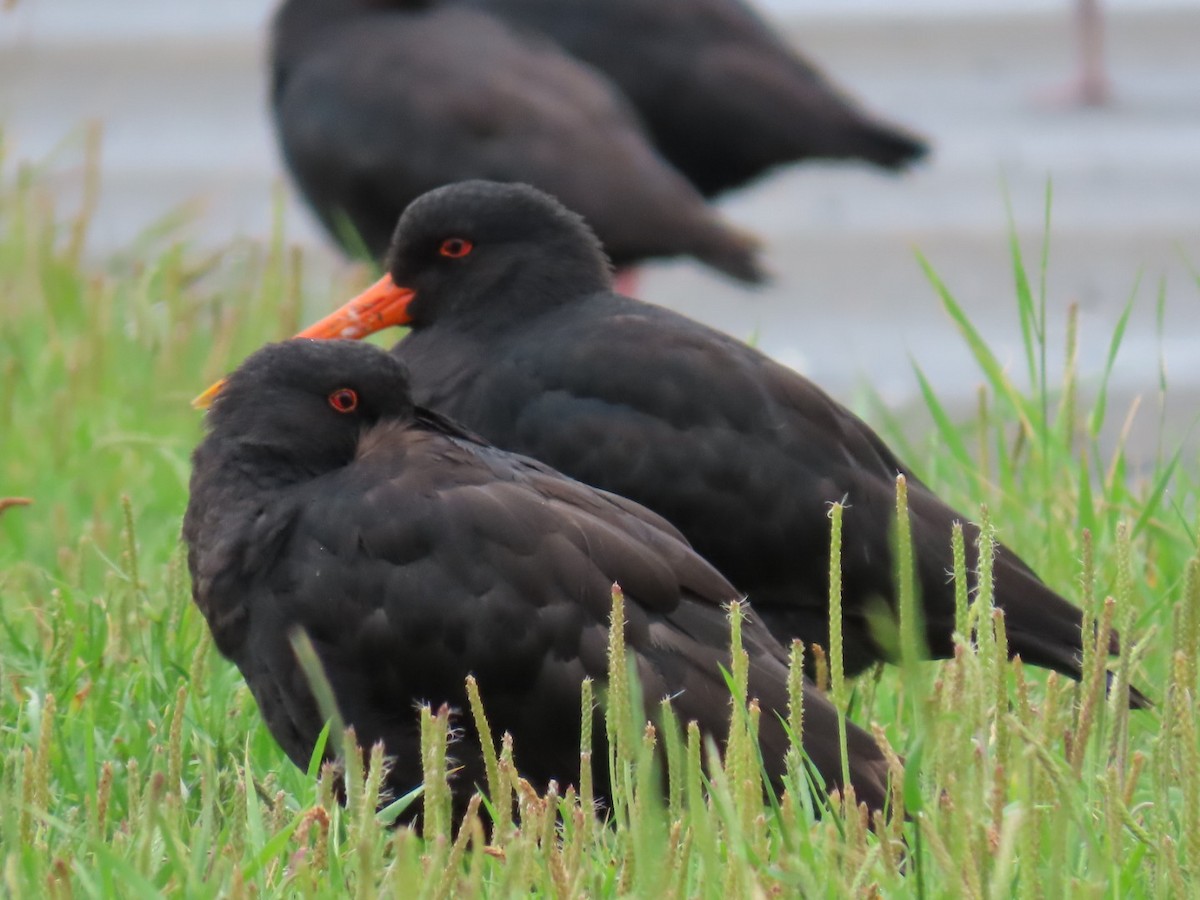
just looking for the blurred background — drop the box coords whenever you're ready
[2,0,1198,456]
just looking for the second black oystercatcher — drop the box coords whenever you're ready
[184,339,894,820]
[269,0,764,282]
[289,181,1147,707]
[465,0,930,196]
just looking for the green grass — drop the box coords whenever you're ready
[2,138,1199,897]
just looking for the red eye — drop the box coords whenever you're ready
[439,237,473,259]
[328,388,358,413]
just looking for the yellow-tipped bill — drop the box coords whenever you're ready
[192,378,227,410]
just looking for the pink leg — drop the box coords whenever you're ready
[1076,0,1111,105]
[1035,0,1112,107]
[613,268,640,297]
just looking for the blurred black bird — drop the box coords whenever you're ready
[291,181,1147,708]
[269,0,764,282]
[465,0,929,195]
[184,339,895,820]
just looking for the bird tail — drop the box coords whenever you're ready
[992,547,1151,709]
[691,221,769,285]
[849,120,929,171]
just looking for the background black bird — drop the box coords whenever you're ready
[465,0,929,195]
[269,0,764,282]
[294,181,1147,707]
[184,339,895,820]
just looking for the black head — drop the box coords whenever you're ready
[385,180,613,328]
[201,339,415,477]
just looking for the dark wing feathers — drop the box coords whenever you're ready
[185,492,301,658]
[398,295,1116,692]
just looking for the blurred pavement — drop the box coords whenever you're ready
[2,1,1199,461]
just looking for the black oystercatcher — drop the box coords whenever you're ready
[270,0,763,282]
[466,0,930,196]
[289,181,1147,707]
[184,339,894,819]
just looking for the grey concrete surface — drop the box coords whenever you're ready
[2,3,1198,463]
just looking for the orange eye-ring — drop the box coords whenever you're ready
[439,237,473,258]
[328,388,358,413]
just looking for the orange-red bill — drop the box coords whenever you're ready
[295,274,416,340]
[190,275,416,410]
